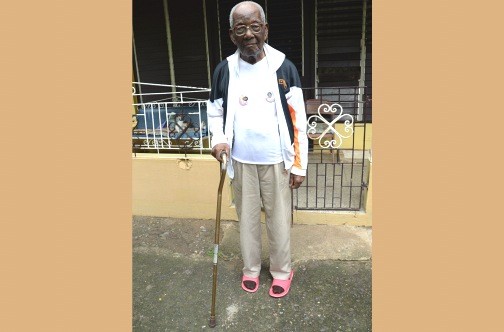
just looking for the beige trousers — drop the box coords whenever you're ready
[232,160,292,280]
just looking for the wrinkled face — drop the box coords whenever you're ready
[229,4,269,64]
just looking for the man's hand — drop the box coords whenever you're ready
[289,174,305,189]
[211,143,230,162]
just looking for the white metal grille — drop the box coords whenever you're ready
[132,82,211,154]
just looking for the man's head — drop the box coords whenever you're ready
[229,1,269,64]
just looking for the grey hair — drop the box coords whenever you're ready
[229,1,266,28]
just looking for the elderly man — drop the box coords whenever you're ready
[207,1,308,298]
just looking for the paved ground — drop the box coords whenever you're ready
[133,216,372,331]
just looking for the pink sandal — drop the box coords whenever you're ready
[241,275,259,293]
[269,270,294,298]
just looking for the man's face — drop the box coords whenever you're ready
[229,4,269,63]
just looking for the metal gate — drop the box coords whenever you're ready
[294,87,372,212]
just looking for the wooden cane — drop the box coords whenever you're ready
[209,152,227,328]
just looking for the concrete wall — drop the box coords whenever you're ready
[133,152,372,226]
[132,154,236,221]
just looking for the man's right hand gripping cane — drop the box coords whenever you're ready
[211,143,230,163]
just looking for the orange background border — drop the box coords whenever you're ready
[1,0,504,331]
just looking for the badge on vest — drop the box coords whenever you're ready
[266,92,275,103]
[239,93,275,105]
[239,95,248,106]
[278,79,287,90]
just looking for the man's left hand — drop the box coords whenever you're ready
[289,174,305,189]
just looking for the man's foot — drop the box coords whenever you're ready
[269,270,294,298]
[241,275,259,293]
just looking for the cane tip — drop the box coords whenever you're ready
[209,318,217,328]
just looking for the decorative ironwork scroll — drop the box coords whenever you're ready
[306,103,354,149]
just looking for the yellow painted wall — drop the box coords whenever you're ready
[340,122,372,150]
[132,149,372,226]
[132,153,237,221]
[318,123,372,150]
